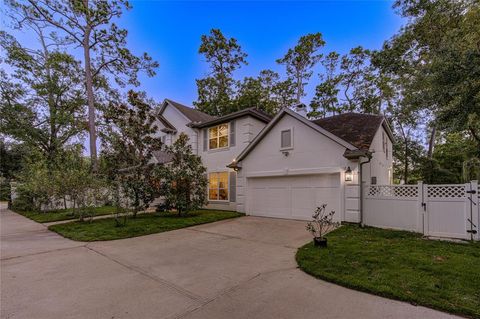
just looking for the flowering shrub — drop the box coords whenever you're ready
[305,204,340,239]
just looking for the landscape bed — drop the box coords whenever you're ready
[15,206,116,223]
[49,210,243,241]
[296,225,480,319]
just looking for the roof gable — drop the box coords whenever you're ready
[160,99,216,124]
[231,108,357,166]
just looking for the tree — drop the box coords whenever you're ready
[234,69,296,115]
[195,29,247,116]
[0,29,85,166]
[157,133,207,216]
[8,0,159,171]
[0,139,27,180]
[277,33,325,103]
[101,91,163,217]
[377,0,480,153]
[310,52,341,118]
[194,29,247,116]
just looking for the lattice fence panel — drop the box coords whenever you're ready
[367,185,418,198]
[427,185,465,198]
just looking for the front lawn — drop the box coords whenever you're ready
[16,206,116,223]
[49,210,243,241]
[296,225,480,318]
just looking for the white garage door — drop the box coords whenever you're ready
[246,173,341,221]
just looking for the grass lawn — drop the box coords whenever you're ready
[16,206,116,223]
[296,225,480,319]
[49,210,243,241]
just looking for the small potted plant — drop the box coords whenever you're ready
[305,204,339,247]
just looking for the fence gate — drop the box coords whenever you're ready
[423,181,479,240]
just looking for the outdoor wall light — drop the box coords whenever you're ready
[345,166,353,182]
[282,151,290,157]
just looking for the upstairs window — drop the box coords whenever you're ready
[280,129,292,149]
[209,124,229,150]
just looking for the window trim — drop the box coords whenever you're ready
[280,127,294,150]
[208,123,230,151]
[208,171,229,202]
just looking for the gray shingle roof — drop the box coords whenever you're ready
[312,113,386,150]
[165,99,216,123]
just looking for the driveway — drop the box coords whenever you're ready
[1,202,459,319]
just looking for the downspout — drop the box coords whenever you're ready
[359,156,372,227]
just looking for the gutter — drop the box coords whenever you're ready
[343,149,372,226]
[359,155,372,227]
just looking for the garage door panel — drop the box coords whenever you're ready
[247,174,341,221]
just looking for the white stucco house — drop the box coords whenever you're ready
[153,99,394,223]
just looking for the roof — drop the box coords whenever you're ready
[163,99,216,124]
[312,113,391,150]
[190,107,272,128]
[157,115,176,133]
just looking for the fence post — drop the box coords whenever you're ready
[469,180,479,241]
[417,181,425,235]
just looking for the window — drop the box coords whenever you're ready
[208,172,229,201]
[209,124,229,150]
[280,129,292,149]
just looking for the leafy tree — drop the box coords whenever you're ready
[378,0,480,153]
[235,69,296,115]
[0,29,85,166]
[195,29,247,116]
[8,0,159,171]
[0,139,27,180]
[422,133,478,183]
[310,52,341,118]
[157,133,207,216]
[101,91,163,217]
[277,33,325,103]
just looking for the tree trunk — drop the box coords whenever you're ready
[404,138,409,184]
[427,124,436,159]
[82,0,98,173]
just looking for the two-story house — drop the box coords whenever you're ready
[154,99,394,223]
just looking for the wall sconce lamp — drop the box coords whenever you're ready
[345,166,353,182]
[282,151,290,157]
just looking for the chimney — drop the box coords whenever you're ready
[294,103,308,117]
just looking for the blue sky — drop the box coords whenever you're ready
[123,0,405,106]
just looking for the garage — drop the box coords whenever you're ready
[246,173,341,221]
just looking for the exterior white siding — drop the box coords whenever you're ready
[363,126,393,185]
[236,114,356,221]
[199,115,267,211]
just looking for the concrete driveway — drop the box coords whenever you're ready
[1,202,459,319]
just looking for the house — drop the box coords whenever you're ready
[154,99,394,223]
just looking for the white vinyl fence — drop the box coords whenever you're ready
[364,181,479,241]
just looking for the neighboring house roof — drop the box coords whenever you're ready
[157,114,177,133]
[152,150,173,164]
[189,107,272,128]
[312,113,393,150]
[230,108,358,167]
[162,99,216,124]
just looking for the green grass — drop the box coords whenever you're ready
[49,210,243,241]
[296,225,480,319]
[16,206,116,223]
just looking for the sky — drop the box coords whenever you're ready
[120,0,405,106]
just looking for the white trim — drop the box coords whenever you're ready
[207,122,230,151]
[245,167,343,178]
[280,127,294,150]
[208,171,230,202]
